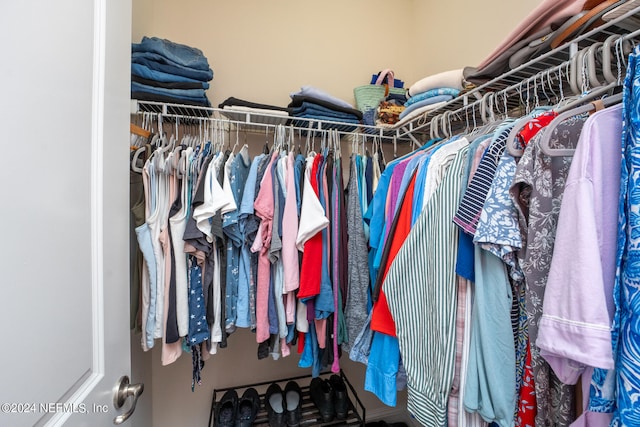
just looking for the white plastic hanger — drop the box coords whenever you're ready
[540,92,622,157]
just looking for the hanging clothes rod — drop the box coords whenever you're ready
[131,99,412,144]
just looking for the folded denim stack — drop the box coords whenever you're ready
[288,86,362,132]
[131,36,213,108]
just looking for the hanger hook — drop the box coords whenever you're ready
[430,115,438,140]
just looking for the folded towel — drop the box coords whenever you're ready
[392,101,448,129]
[408,70,465,97]
[405,88,460,107]
[290,86,355,110]
[399,95,454,120]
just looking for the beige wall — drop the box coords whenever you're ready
[130,1,542,426]
[133,0,416,108]
[132,0,541,108]
[412,0,543,75]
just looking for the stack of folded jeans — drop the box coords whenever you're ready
[131,36,213,107]
[288,94,362,132]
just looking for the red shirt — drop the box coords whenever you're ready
[298,154,324,300]
[371,172,418,336]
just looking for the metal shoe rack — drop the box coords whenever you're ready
[208,370,365,427]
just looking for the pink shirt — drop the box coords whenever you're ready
[252,152,279,343]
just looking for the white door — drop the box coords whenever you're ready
[0,1,136,426]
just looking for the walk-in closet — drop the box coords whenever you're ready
[3,1,640,427]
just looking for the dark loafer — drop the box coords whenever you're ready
[236,387,260,427]
[216,389,238,427]
[329,374,349,420]
[265,383,285,427]
[310,377,334,422]
[284,381,302,427]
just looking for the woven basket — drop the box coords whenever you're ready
[354,69,405,113]
[354,84,388,112]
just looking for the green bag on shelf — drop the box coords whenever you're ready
[354,69,405,126]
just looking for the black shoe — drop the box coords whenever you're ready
[265,383,285,427]
[236,388,260,427]
[310,377,334,423]
[329,374,349,420]
[284,381,302,426]
[216,389,238,427]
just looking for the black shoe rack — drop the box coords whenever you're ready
[208,370,365,426]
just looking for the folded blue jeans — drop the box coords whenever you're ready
[132,62,208,85]
[294,101,359,119]
[131,81,206,99]
[132,36,210,71]
[132,53,213,82]
[131,90,211,108]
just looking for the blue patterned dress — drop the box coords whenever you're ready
[611,44,640,427]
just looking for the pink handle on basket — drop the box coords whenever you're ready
[375,69,394,97]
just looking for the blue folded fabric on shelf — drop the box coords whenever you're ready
[132,36,211,71]
[398,94,454,120]
[288,95,363,120]
[404,87,460,108]
[132,81,207,99]
[289,86,354,110]
[132,52,213,82]
[292,102,360,121]
[131,63,209,85]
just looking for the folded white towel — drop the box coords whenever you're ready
[408,69,465,97]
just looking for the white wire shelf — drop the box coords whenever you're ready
[131,99,415,145]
